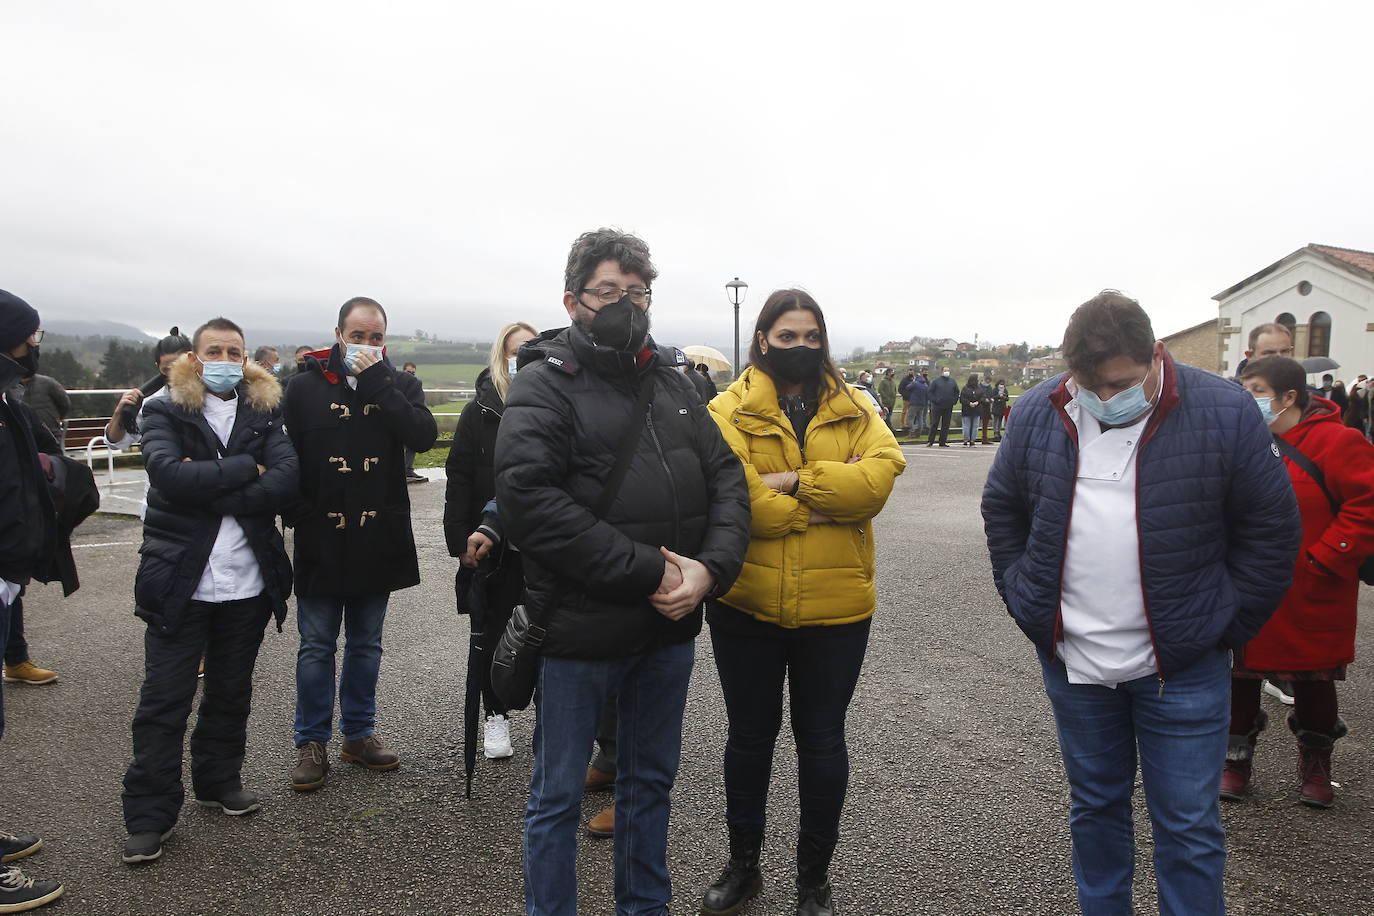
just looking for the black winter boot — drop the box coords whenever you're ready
[796,832,836,916]
[700,824,764,916]
[703,823,769,916]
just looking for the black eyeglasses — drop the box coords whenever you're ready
[580,286,652,305]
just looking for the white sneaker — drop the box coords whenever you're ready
[483,714,513,759]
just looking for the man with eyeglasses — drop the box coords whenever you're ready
[0,290,65,911]
[495,229,750,916]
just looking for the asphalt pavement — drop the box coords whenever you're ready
[2,442,1371,915]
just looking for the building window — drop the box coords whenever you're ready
[1298,280,1313,296]
[1308,311,1332,358]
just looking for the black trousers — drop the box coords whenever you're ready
[122,594,272,834]
[709,613,871,843]
[4,595,27,666]
[927,406,954,445]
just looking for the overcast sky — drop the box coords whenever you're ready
[4,1,1372,355]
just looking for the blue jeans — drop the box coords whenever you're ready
[294,593,390,745]
[961,414,977,442]
[1039,647,1231,916]
[524,640,695,916]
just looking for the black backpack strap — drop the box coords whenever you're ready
[593,374,656,518]
[1272,434,1341,516]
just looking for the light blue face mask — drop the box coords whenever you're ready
[1253,396,1288,426]
[271,363,282,375]
[1077,363,1158,425]
[343,344,384,372]
[200,360,243,394]
[507,355,519,377]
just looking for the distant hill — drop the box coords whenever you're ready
[44,319,156,342]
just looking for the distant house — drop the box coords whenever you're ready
[914,354,933,368]
[1216,242,1374,378]
[1023,363,1055,382]
[973,357,1001,369]
[879,340,911,354]
[956,342,976,353]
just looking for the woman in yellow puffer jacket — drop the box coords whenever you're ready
[698,289,905,916]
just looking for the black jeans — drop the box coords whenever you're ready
[4,595,27,666]
[122,595,272,834]
[709,612,871,842]
[0,592,10,738]
[927,406,954,445]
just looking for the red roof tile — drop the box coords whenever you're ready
[1309,243,1374,275]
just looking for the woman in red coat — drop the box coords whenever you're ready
[1224,356,1374,807]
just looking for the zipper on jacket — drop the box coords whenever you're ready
[645,402,681,549]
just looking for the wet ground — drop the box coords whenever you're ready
[3,442,1370,914]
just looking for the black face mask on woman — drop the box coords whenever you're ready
[587,296,651,353]
[767,344,824,384]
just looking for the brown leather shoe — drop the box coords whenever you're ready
[584,766,615,792]
[586,803,614,838]
[291,741,328,791]
[340,734,400,771]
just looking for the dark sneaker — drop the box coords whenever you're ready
[340,735,400,771]
[0,832,41,864]
[121,828,173,865]
[0,865,64,911]
[194,789,261,816]
[291,741,329,792]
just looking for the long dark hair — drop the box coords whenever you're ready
[748,289,850,404]
[965,374,980,389]
[154,326,191,362]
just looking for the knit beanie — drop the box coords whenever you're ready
[0,289,40,351]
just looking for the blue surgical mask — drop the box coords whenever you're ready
[1253,396,1288,426]
[200,360,243,394]
[271,363,282,375]
[1077,365,1158,426]
[344,344,383,372]
[507,355,519,377]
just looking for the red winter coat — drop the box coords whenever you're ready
[1243,397,1374,671]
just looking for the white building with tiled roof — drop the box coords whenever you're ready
[1215,243,1374,380]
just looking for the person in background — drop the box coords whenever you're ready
[897,368,915,434]
[687,362,717,406]
[105,328,195,455]
[1233,322,1295,380]
[495,229,750,916]
[443,321,537,763]
[926,367,957,447]
[991,378,1010,442]
[1328,379,1348,414]
[958,374,982,447]
[1344,376,1369,434]
[281,345,312,384]
[982,290,1300,916]
[400,362,427,483]
[1222,356,1374,808]
[1319,374,1335,400]
[876,367,898,433]
[253,346,280,377]
[909,370,931,437]
[120,317,297,865]
[0,290,65,911]
[283,297,437,792]
[977,375,994,443]
[701,289,904,916]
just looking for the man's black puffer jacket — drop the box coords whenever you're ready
[135,357,299,635]
[494,325,751,659]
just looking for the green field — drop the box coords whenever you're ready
[405,362,488,388]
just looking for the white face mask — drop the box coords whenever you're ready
[507,355,519,376]
[942,371,951,378]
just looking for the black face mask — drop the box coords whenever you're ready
[767,344,824,384]
[587,296,650,353]
[9,346,38,376]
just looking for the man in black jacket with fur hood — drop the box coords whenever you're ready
[495,229,751,916]
[120,317,298,866]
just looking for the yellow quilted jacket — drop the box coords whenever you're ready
[708,367,906,627]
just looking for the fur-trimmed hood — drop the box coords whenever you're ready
[165,353,282,414]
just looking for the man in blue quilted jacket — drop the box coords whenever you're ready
[981,291,1300,916]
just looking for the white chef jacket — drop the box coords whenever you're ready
[191,391,264,603]
[1057,396,1157,688]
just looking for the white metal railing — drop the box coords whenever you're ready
[84,435,117,489]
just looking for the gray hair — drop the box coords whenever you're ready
[1248,321,1293,351]
[254,345,278,362]
[563,229,658,295]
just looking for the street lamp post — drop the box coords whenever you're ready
[725,277,749,378]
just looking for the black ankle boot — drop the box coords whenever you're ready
[700,823,764,916]
[796,832,836,916]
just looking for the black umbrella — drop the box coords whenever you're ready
[460,568,485,799]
